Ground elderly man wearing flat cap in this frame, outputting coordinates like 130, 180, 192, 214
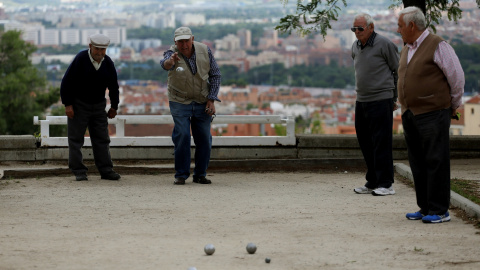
160, 26, 222, 185
60, 33, 121, 181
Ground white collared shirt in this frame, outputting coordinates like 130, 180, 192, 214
88, 49, 104, 70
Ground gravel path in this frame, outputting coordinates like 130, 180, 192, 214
1, 171, 480, 270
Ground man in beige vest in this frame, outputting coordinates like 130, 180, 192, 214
397, 7, 464, 223
160, 27, 222, 185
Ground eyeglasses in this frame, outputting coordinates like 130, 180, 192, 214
351, 26, 366, 32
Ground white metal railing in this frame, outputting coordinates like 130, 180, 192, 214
33, 115, 295, 147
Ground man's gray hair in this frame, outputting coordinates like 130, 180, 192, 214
399, 6, 427, 31
354, 13, 374, 26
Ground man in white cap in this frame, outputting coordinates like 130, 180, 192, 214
60, 33, 121, 181
160, 26, 222, 185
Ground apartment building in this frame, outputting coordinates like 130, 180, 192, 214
463, 95, 480, 135
4, 21, 126, 46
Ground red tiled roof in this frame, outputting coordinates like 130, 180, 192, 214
466, 95, 480, 104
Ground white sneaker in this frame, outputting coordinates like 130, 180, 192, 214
372, 187, 395, 196
354, 186, 374, 194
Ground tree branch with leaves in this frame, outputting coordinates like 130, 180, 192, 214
276, 0, 474, 38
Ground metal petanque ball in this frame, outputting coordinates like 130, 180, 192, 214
176, 67, 185, 72
204, 244, 215, 255
265, 257, 271, 263
246, 242, 257, 254
187, 268, 197, 270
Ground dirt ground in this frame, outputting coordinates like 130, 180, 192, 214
1, 171, 480, 270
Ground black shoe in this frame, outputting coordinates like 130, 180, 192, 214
75, 174, 88, 181
174, 177, 186, 185
193, 176, 212, 184
100, 171, 121, 180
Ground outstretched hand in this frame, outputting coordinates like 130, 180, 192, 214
165, 52, 181, 69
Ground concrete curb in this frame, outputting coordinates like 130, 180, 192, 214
394, 162, 480, 219
0, 158, 368, 179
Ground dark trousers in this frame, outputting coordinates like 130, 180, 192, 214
402, 109, 451, 215
67, 99, 113, 175
355, 99, 394, 189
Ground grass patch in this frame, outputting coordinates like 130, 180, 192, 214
414, 247, 424, 252
451, 178, 480, 206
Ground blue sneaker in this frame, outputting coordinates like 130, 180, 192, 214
422, 212, 451, 223
406, 211, 425, 220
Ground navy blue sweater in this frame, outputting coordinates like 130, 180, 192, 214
60, 50, 119, 110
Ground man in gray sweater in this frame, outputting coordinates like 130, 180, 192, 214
351, 13, 399, 196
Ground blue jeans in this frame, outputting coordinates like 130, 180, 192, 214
355, 99, 394, 189
169, 101, 212, 179
402, 109, 451, 215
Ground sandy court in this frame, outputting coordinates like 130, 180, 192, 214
1, 171, 480, 270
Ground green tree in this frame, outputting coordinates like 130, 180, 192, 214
274, 124, 287, 136
310, 112, 324, 134
0, 30, 59, 135
453, 44, 480, 93
276, 0, 468, 38
295, 115, 311, 134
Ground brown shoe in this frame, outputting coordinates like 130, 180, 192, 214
174, 177, 185, 185
193, 176, 212, 184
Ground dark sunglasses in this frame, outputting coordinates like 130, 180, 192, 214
351, 26, 366, 32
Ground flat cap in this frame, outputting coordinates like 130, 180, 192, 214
174, 27, 193, 41
89, 33, 110, 48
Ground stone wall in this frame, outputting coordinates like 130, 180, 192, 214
1, 134, 479, 163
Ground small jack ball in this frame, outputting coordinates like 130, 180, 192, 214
265, 257, 271, 263
246, 242, 257, 254
204, 244, 215, 255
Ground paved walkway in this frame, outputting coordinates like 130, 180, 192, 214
1, 160, 480, 270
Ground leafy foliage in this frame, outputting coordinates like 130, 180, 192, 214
127, 23, 278, 47
277, 0, 474, 38
277, 0, 347, 38
453, 44, 480, 93
0, 30, 59, 135
389, 0, 463, 33
221, 61, 355, 88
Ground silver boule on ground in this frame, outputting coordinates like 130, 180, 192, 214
246, 242, 257, 254
204, 244, 215, 255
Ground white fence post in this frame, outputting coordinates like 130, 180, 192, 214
40, 120, 50, 139
116, 118, 126, 137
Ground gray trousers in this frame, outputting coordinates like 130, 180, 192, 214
67, 99, 113, 175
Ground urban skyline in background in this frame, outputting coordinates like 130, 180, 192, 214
1, 0, 479, 136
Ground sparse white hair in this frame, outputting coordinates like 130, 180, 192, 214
399, 6, 427, 31
354, 13, 374, 27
